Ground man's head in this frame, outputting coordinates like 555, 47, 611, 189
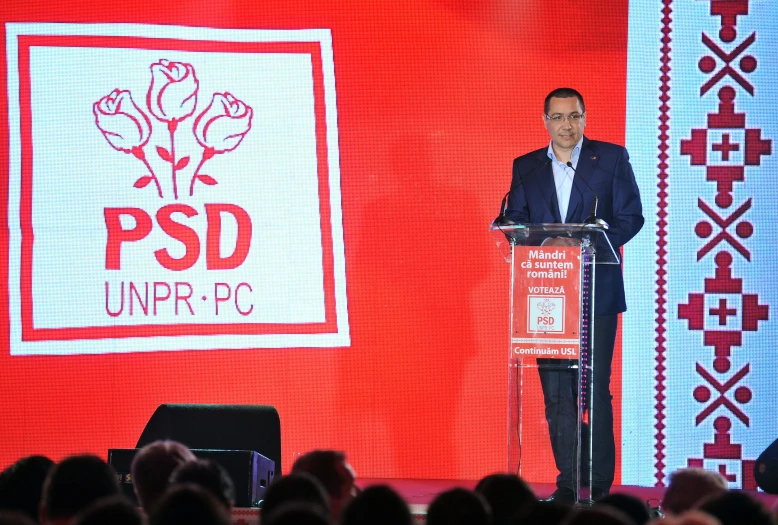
169, 459, 235, 509
149, 484, 231, 525
260, 473, 330, 522
543, 88, 586, 158
662, 468, 727, 515
291, 450, 356, 518
130, 440, 196, 513
426, 488, 491, 525
696, 490, 772, 525
0, 455, 55, 521
39, 455, 120, 525
474, 473, 534, 525
340, 485, 412, 525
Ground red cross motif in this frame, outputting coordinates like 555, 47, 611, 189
710, 297, 737, 325
680, 88, 772, 166
699, 32, 756, 95
694, 365, 751, 426
678, 252, 768, 372
712, 133, 740, 160
703, 0, 750, 43
680, 88, 771, 207
695, 199, 752, 260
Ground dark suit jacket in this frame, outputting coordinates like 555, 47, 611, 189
505, 137, 644, 315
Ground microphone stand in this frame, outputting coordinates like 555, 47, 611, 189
566, 161, 609, 230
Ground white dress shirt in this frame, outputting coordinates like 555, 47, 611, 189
547, 137, 583, 221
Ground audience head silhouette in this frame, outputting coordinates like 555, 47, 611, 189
662, 468, 728, 516
130, 440, 196, 513
169, 459, 235, 509
149, 484, 230, 525
340, 484, 412, 525
696, 490, 772, 525
474, 473, 535, 525
426, 488, 491, 525
292, 450, 356, 519
0, 455, 54, 522
39, 455, 120, 525
261, 473, 330, 522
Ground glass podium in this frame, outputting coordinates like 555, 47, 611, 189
490, 223, 619, 504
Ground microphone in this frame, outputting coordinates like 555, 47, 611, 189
493, 158, 552, 226
565, 160, 609, 229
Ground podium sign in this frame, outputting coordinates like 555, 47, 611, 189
511, 246, 582, 360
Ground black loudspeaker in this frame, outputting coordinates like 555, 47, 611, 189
136, 404, 282, 476
108, 448, 274, 507
755, 438, 778, 494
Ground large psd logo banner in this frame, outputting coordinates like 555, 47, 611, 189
6, 23, 350, 354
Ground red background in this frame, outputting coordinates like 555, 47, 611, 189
0, 0, 628, 481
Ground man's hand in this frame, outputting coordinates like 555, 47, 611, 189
543, 236, 580, 247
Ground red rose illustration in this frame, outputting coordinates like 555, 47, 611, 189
146, 59, 199, 124
189, 93, 254, 196
193, 92, 254, 153
147, 59, 199, 200
93, 89, 151, 153
93, 89, 162, 197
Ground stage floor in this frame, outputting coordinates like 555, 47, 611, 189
356, 478, 778, 514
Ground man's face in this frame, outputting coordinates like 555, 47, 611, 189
544, 96, 586, 154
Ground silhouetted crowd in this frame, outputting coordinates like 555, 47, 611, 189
0, 442, 775, 525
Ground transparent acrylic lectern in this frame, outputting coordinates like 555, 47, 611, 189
489, 223, 619, 504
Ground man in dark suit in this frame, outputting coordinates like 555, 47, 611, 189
505, 88, 643, 503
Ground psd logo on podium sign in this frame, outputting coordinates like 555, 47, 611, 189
5, 23, 350, 355
527, 296, 565, 333
511, 246, 582, 359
